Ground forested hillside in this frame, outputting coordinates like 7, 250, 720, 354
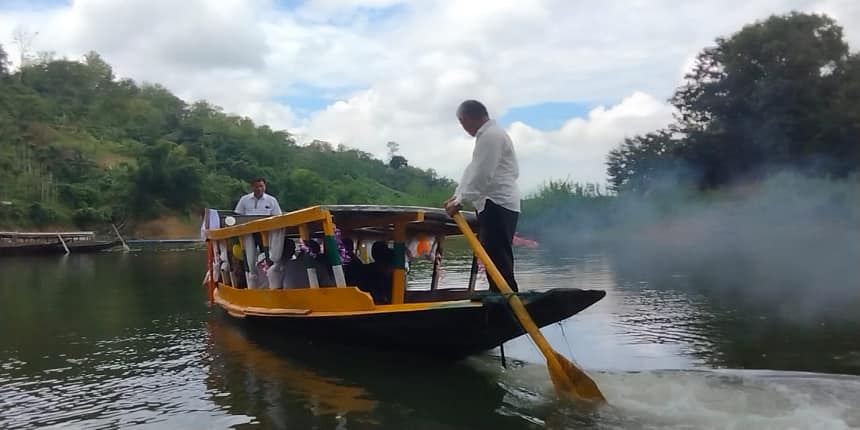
0, 48, 455, 232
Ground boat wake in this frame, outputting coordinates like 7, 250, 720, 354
470, 358, 860, 429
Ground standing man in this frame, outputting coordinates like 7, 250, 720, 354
234, 177, 282, 216
445, 100, 520, 292
234, 177, 282, 289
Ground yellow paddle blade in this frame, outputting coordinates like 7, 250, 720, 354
450, 212, 607, 404
550, 351, 606, 403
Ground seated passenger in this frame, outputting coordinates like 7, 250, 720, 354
303, 239, 335, 287
231, 263, 247, 289
341, 238, 365, 286
358, 241, 393, 304
230, 243, 248, 288
281, 239, 308, 289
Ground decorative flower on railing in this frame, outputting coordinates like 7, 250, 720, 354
434, 248, 445, 281
298, 240, 318, 258
335, 227, 352, 264
255, 252, 270, 274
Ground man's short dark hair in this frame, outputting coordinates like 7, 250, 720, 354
250, 177, 266, 184
457, 100, 489, 120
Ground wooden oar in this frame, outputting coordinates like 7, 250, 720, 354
452, 212, 607, 403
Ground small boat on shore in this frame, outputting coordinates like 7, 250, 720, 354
202, 205, 605, 360
0, 231, 122, 256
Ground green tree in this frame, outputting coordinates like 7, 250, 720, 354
608, 12, 860, 191
280, 168, 334, 209
0, 43, 9, 77
607, 131, 690, 194
133, 141, 204, 213
675, 12, 850, 182
389, 154, 408, 169
83, 51, 114, 84
21, 60, 101, 121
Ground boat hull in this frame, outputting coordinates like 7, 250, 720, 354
64, 240, 121, 253
0, 242, 62, 256
216, 287, 605, 360
0, 240, 119, 256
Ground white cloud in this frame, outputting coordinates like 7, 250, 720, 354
1, 0, 858, 191
235, 100, 297, 132
510, 92, 677, 192
0, 0, 272, 116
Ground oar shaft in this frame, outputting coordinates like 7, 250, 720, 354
452, 214, 565, 371
453, 212, 606, 402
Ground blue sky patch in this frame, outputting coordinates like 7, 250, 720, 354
276, 94, 333, 117
273, 0, 305, 9
499, 101, 596, 131
357, 4, 406, 22
275, 84, 362, 118
278, 92, 604, 129
1, 0, 69, 10
273, 0, 405, 24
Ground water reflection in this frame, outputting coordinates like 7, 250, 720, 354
206, 318, 377, 424
1, 245, 859, 429
205, 315, 542, 429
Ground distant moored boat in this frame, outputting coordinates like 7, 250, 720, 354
0, 231, 122, 256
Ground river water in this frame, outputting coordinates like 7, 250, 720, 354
1, 244, 858, 429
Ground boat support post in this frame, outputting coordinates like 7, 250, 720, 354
468, 255, 478, 292
111, 224, 131, 252
204, 211, 215, 304
430, 236, 443, 291
298, 224, 320, 288
391, 221, 407, 304
56, 233, 70, 254
322, 212, 346, 287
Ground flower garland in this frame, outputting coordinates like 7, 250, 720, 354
335, 227, 352, 264
296, 228, 352, 264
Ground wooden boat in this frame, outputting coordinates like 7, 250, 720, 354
203, 205, 605, 360
0, 231, 121, 256
64, 239, 122, 253
0, 240, 61, 256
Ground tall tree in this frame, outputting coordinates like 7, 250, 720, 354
11, 27, 37, 68
607, 131, 687, 193
609, 12, 859, 191
389, 155, 408, 169
83, 51, 114, 83
386, 141, 400, 159
0, 43, 9, 77
673, 12, 850, 181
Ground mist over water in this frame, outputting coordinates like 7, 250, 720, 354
524, 172, 860, 320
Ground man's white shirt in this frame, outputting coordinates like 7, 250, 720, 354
234, 193, 282, 216
454, 120, 521, 213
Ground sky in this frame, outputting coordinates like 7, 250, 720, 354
1, 0, 858, 194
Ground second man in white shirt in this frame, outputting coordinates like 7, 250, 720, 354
234, 177, 282, 216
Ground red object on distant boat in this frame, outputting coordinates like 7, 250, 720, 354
512, 234, 539, 248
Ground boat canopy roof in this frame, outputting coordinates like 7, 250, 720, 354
326, 205, 477, 238
207, 205, 478, 240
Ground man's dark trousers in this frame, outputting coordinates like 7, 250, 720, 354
477, 199, 519, 293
